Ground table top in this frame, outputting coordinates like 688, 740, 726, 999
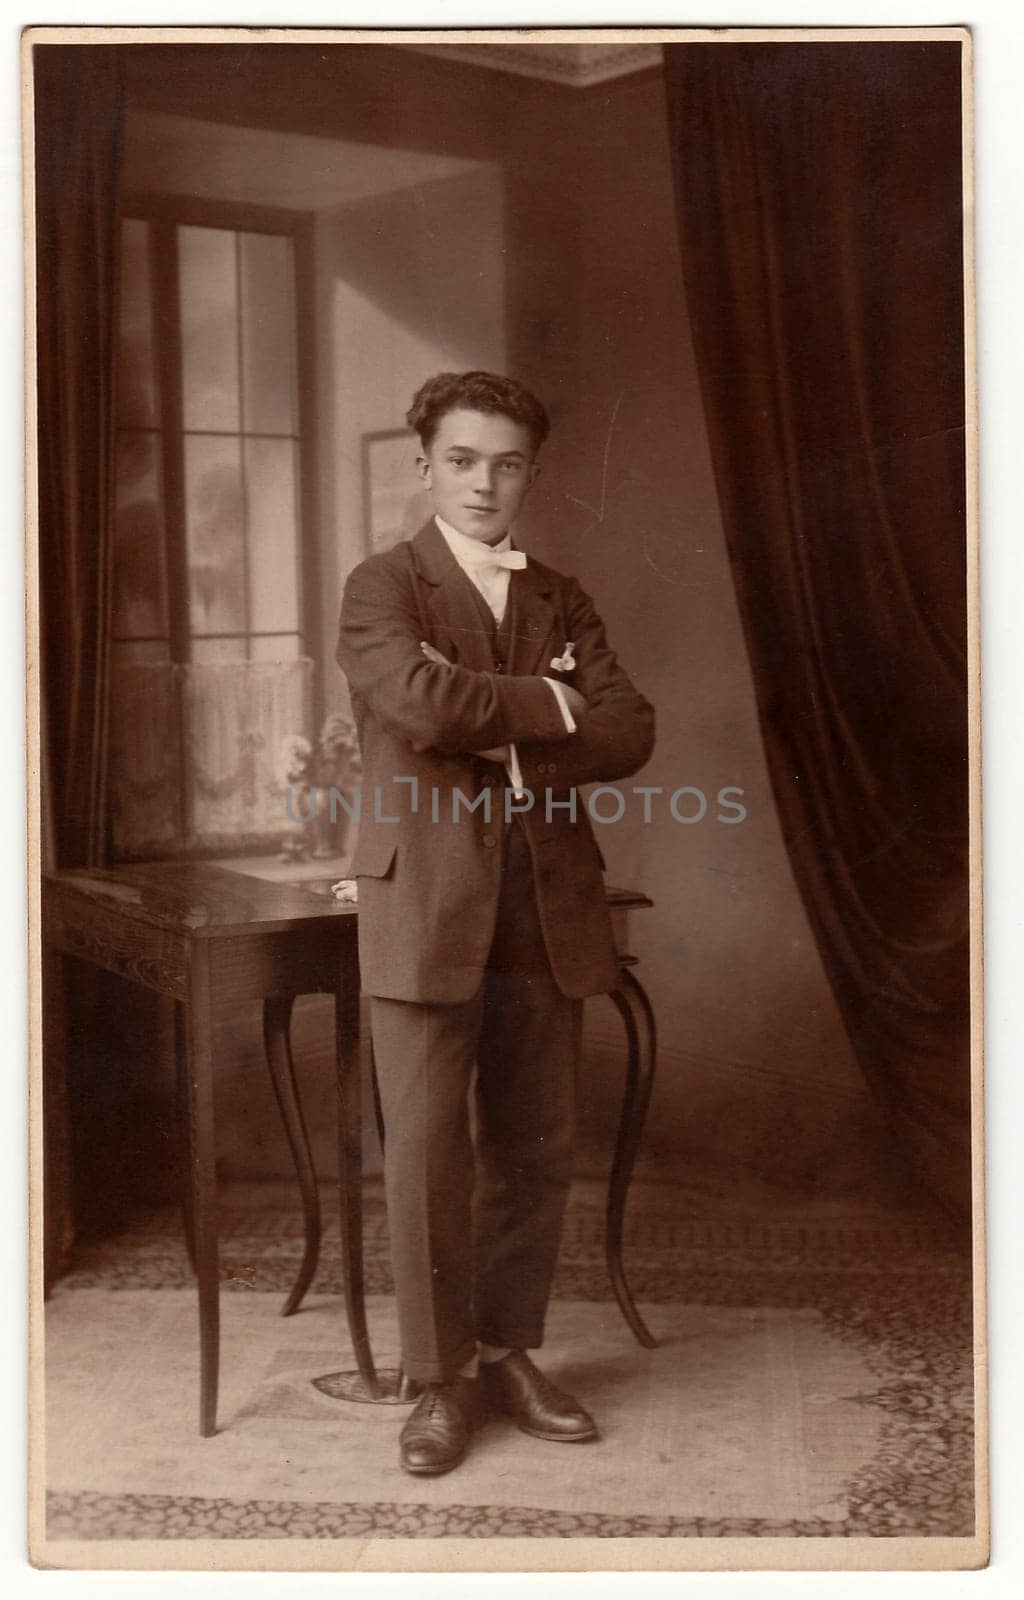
44, 857, 653, 941
43, 859, 358, 940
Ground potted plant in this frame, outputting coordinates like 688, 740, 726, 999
278, 711, 362, 861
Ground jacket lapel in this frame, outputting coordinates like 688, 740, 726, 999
508, 564, 559, 678
412, 520, 496, 673
410, 519, 559, 678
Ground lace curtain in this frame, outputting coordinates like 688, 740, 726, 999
109, 657, 313, 858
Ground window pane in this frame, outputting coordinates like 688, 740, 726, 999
179, 226, 240, 432
118, 220, 158, 428
250, 634, 302, 661
245, 436, 299, 634
112, 432, 169, 640
184, 435, 246, 634
240, 232, 297, 436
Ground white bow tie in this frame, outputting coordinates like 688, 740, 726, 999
469, 548, 527, 573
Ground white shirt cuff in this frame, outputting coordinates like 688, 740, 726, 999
506, 742, 525, 799
543, 677, 577, 733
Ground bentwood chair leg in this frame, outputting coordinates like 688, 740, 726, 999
607, 969, 659, 1349
263, 995, 322, 1317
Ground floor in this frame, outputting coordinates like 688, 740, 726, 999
42, 1177, 976, 1545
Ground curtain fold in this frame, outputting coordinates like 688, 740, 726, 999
34, 46, 124, 1279
662, 43, 971, 1209
35, 44, 123, 872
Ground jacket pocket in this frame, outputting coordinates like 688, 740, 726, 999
349, 831, 398, 879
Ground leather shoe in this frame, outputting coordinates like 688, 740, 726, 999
480, 1351, 598, 1442
399, 1377, 483, 1475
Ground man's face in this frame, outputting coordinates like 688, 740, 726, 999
418, 407, 539, 545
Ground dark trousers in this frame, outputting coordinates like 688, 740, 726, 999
370, 820, 583, 1384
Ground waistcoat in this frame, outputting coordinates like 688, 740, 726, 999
459, 575, 524, 833
458, 568, 517, 671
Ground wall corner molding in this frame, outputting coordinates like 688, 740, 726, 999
400, 41, 664, 89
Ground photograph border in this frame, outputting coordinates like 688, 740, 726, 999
21, 18, 986, 1577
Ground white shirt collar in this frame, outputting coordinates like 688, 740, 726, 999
434, 514, 514, 566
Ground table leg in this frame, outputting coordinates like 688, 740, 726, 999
607, 968, 658, 1349
173, 1004, 197, 1276
335, 968, 380, 1398
184, 945, 220, 1436
263, 996, 321, 1316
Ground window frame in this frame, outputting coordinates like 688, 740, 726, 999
117, 190, 324, 725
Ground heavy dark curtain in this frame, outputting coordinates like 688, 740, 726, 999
36, 44, 122, 871
35, 46, 124, 1278
663, 43, 971, 1211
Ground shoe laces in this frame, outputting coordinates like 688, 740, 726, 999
421, 1381, 461, 1422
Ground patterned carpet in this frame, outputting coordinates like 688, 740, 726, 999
44, 1181, 976, 1543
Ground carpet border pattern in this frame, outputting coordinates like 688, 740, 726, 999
47, 1193, 975, 1541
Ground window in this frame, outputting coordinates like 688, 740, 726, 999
110, 197, 320, 858
114, 197, 319, 668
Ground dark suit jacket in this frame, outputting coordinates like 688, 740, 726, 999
336, 520, 655, 1003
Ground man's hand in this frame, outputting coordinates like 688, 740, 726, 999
419, 640, 510, 762
419, 640, 451, 668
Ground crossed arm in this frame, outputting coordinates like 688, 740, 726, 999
337, 555, 655, 788
417, 638, 586, 765
337, 555, 570, 754
511, 579, 656, 790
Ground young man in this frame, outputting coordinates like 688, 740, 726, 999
336, 371, 655, 1475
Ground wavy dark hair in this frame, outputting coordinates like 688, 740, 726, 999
406, 370, 550, 454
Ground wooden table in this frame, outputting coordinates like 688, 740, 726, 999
43, 860, 656, 1435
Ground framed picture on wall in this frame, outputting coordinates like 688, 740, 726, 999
361, 428, 432, 554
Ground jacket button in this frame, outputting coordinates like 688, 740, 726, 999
482, 833, 497, 848
481, 775, 495, 787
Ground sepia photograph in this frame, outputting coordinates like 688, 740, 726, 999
25, 24, 982, 1573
